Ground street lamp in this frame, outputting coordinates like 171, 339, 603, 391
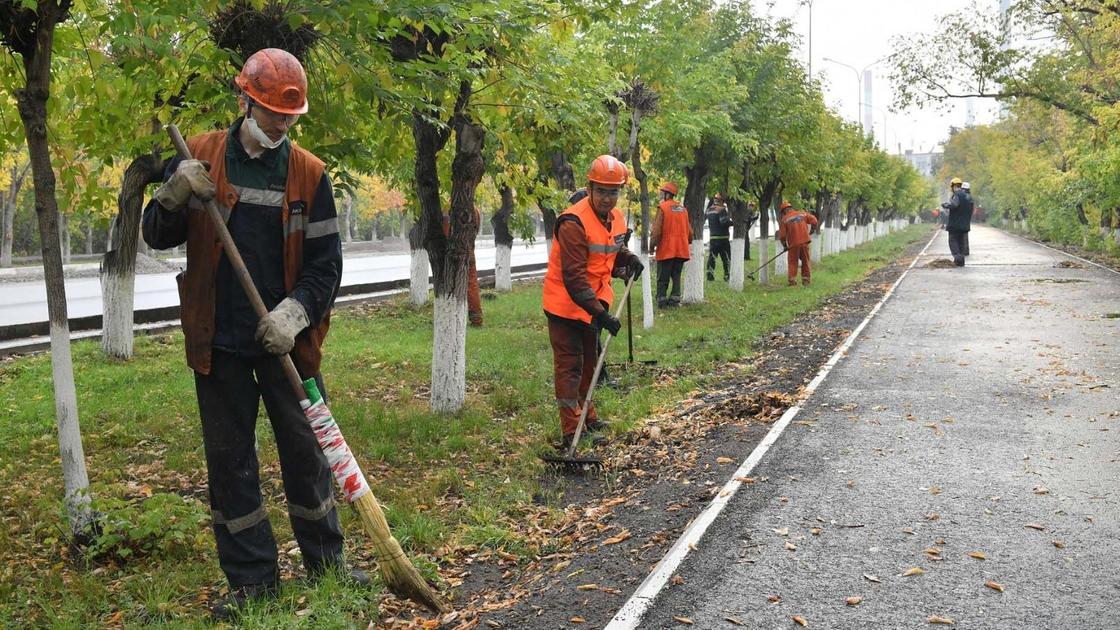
822, 55, 888, 134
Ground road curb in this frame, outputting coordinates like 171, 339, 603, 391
604, 229, 940, 630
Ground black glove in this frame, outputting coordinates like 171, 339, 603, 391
626, 257, 644, 281
940, 202, 950, 209
593, 310, 622, 336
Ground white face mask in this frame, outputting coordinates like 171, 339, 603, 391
244, 111, 287, 150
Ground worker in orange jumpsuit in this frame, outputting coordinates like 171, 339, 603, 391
650, 182, 692, 308
542, 155, 643, 450
778, 200, 818, 286
442, 207, 483, 326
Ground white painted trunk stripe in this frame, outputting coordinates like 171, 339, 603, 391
495, 244, 512, 291
409, 249, 429, 306
640, 252, 654, 329
729, 238, 745, 291
681, 240, 705, 303
604, 230, 939, 630
430, 294, 467, 413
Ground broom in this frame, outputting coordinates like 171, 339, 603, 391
167, 124, 447, 614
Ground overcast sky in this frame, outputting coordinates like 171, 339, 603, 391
750, 0, 1003, 155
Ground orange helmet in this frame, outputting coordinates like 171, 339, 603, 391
235, 48, 309, 115
659, 182, 679, 196
587, 155, 629, 186
780, 201, 793, 210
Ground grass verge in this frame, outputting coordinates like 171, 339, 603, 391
0, 226, 929, 627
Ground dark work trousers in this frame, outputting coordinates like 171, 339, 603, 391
195, 349, 344, 587
656, 258, 686, 306
948, 230, 969, 266
547, 315, 600, 436
707, 238, 731, 281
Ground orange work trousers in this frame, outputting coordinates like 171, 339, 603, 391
787, 243, 811, 285
546, 315, 600, 436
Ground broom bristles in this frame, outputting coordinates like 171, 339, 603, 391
354, 491, 449, 613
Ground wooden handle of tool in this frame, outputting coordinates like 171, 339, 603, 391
166, 124, 307, 400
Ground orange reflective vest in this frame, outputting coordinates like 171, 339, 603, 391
655, 199, 692, 261
178, 131, 331, 378
542, 198, 628, 324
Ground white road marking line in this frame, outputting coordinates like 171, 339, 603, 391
605, 229, 939, 630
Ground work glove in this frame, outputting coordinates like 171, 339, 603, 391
255, 297, 310, 355
626, 257, 644, 281
593, 309, 622, 336
153, 159, 215, 211
940, 202, 950, 209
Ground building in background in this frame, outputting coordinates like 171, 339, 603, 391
902, 148, 944, 178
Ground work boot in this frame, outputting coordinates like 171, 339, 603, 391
802, 279, 811, 286
585, 418, 610, 433
788, 280, 797, 287
209, 582, 278, 621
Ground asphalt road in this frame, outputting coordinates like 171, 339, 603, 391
0, 240, 547, 328
626, 226, 1120, 629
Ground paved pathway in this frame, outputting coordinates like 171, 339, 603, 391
625, 226, 1120, 628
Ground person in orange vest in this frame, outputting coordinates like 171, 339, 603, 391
777, 200, 819, 286
141, 49, 365, 619
651, 182, 693, 307
442, 207, 483, 326
542, 155, 643, 451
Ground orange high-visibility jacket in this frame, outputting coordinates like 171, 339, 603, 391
542, 198, 628, 324
653, 199, 692, 261
778, 208, 819, 248
179, 131, 330, 377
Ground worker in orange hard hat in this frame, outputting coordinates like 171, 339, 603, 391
651, 181, 692, 307
777, 200, 818, 286
143, 48, 363, 620
542, 155, 643, 451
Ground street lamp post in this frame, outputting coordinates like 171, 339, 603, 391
822, 55, 888, 135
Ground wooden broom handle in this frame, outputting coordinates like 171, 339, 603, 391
166, 124, 306, 400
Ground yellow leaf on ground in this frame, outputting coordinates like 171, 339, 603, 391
928, 615, 955, 625
570, 616, 586, 623
846, 596, 863, 606
577, 583, 598, 591
785, 541, 798, 551
725, 617, 745, 626
603, 529, 632, 545
773, 527, 790, 536
792, 614, 808, 626
968, 551, 987, 560
716, 457, 735, 464
903, 567, 925, 577
673, 615, 694, 625
1052, 540, 1066, 549
1025, 523, 1046, 531
985, 580, 1005, 592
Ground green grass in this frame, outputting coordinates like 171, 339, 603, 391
0, 226, 929, 627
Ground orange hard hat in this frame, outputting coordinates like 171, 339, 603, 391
235, 48, 309, 115
780, 201, 793, 210
587, 155, 629, 186
659, 182, 679, 196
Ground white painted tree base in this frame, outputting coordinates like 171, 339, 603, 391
757, 237, 770, 284
430, 293, 467, 413
729, 238, 745, 291
409, 249, 429, 306
100, 268, 135, 358
545, 237, 553, 257
49, 320, 93, 533
775, 241, 788, 278
682, 240, 705, 304
640, 252, 654, 329
810, 235, 822, 262
494, 244, 512, 291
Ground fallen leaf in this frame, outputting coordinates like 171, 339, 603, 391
792, 615, 808, 627
671, 574, 685, 585
716, 457, 735, 465
552, 560, 571, 573
1025, 523, 1046, 531
846, 596, 863, 606
673, 615, 694, 625
734, 476, 756, 483
768, 594, 782, 603
902, 567, 925, 577
785, 541, 798, 551
929, 486, 942, 495
603, 529, 632, 545
810, 527, 822, 535
902, 527, 915, 535
968, 551, 987, 560
985, 580, 1005, 592
773, 527, 790, 536
1052, 540, 1066, 549
1033, 486, 1049, 495
570, 616, 586, 624
725, 617, 745, 626
863, 574, 881, 583
924, 547, 943, 556
928, 615, 955, 625
577, 584, 599, 591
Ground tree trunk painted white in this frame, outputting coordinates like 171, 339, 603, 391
100, 264, 135, 358
430, 293, 467, 413
729, 237, 745, 291
50, 319, 93, 532
640, 252, 654, 329
757, 236, 770, 284
1113, 228, 1120, 245
545, 236, 553, 257
775, 241, 787, 279
494, 243, 512, 291
681, 240, 705, 304
810, 234, 822, 262
827, 227, 837, 255
409, 248, 429, 306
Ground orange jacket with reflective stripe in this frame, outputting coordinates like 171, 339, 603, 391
653, 199, 692, 261
178, 131, 330, 377
778, 209, 818, 248
542, 198, 628, 324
